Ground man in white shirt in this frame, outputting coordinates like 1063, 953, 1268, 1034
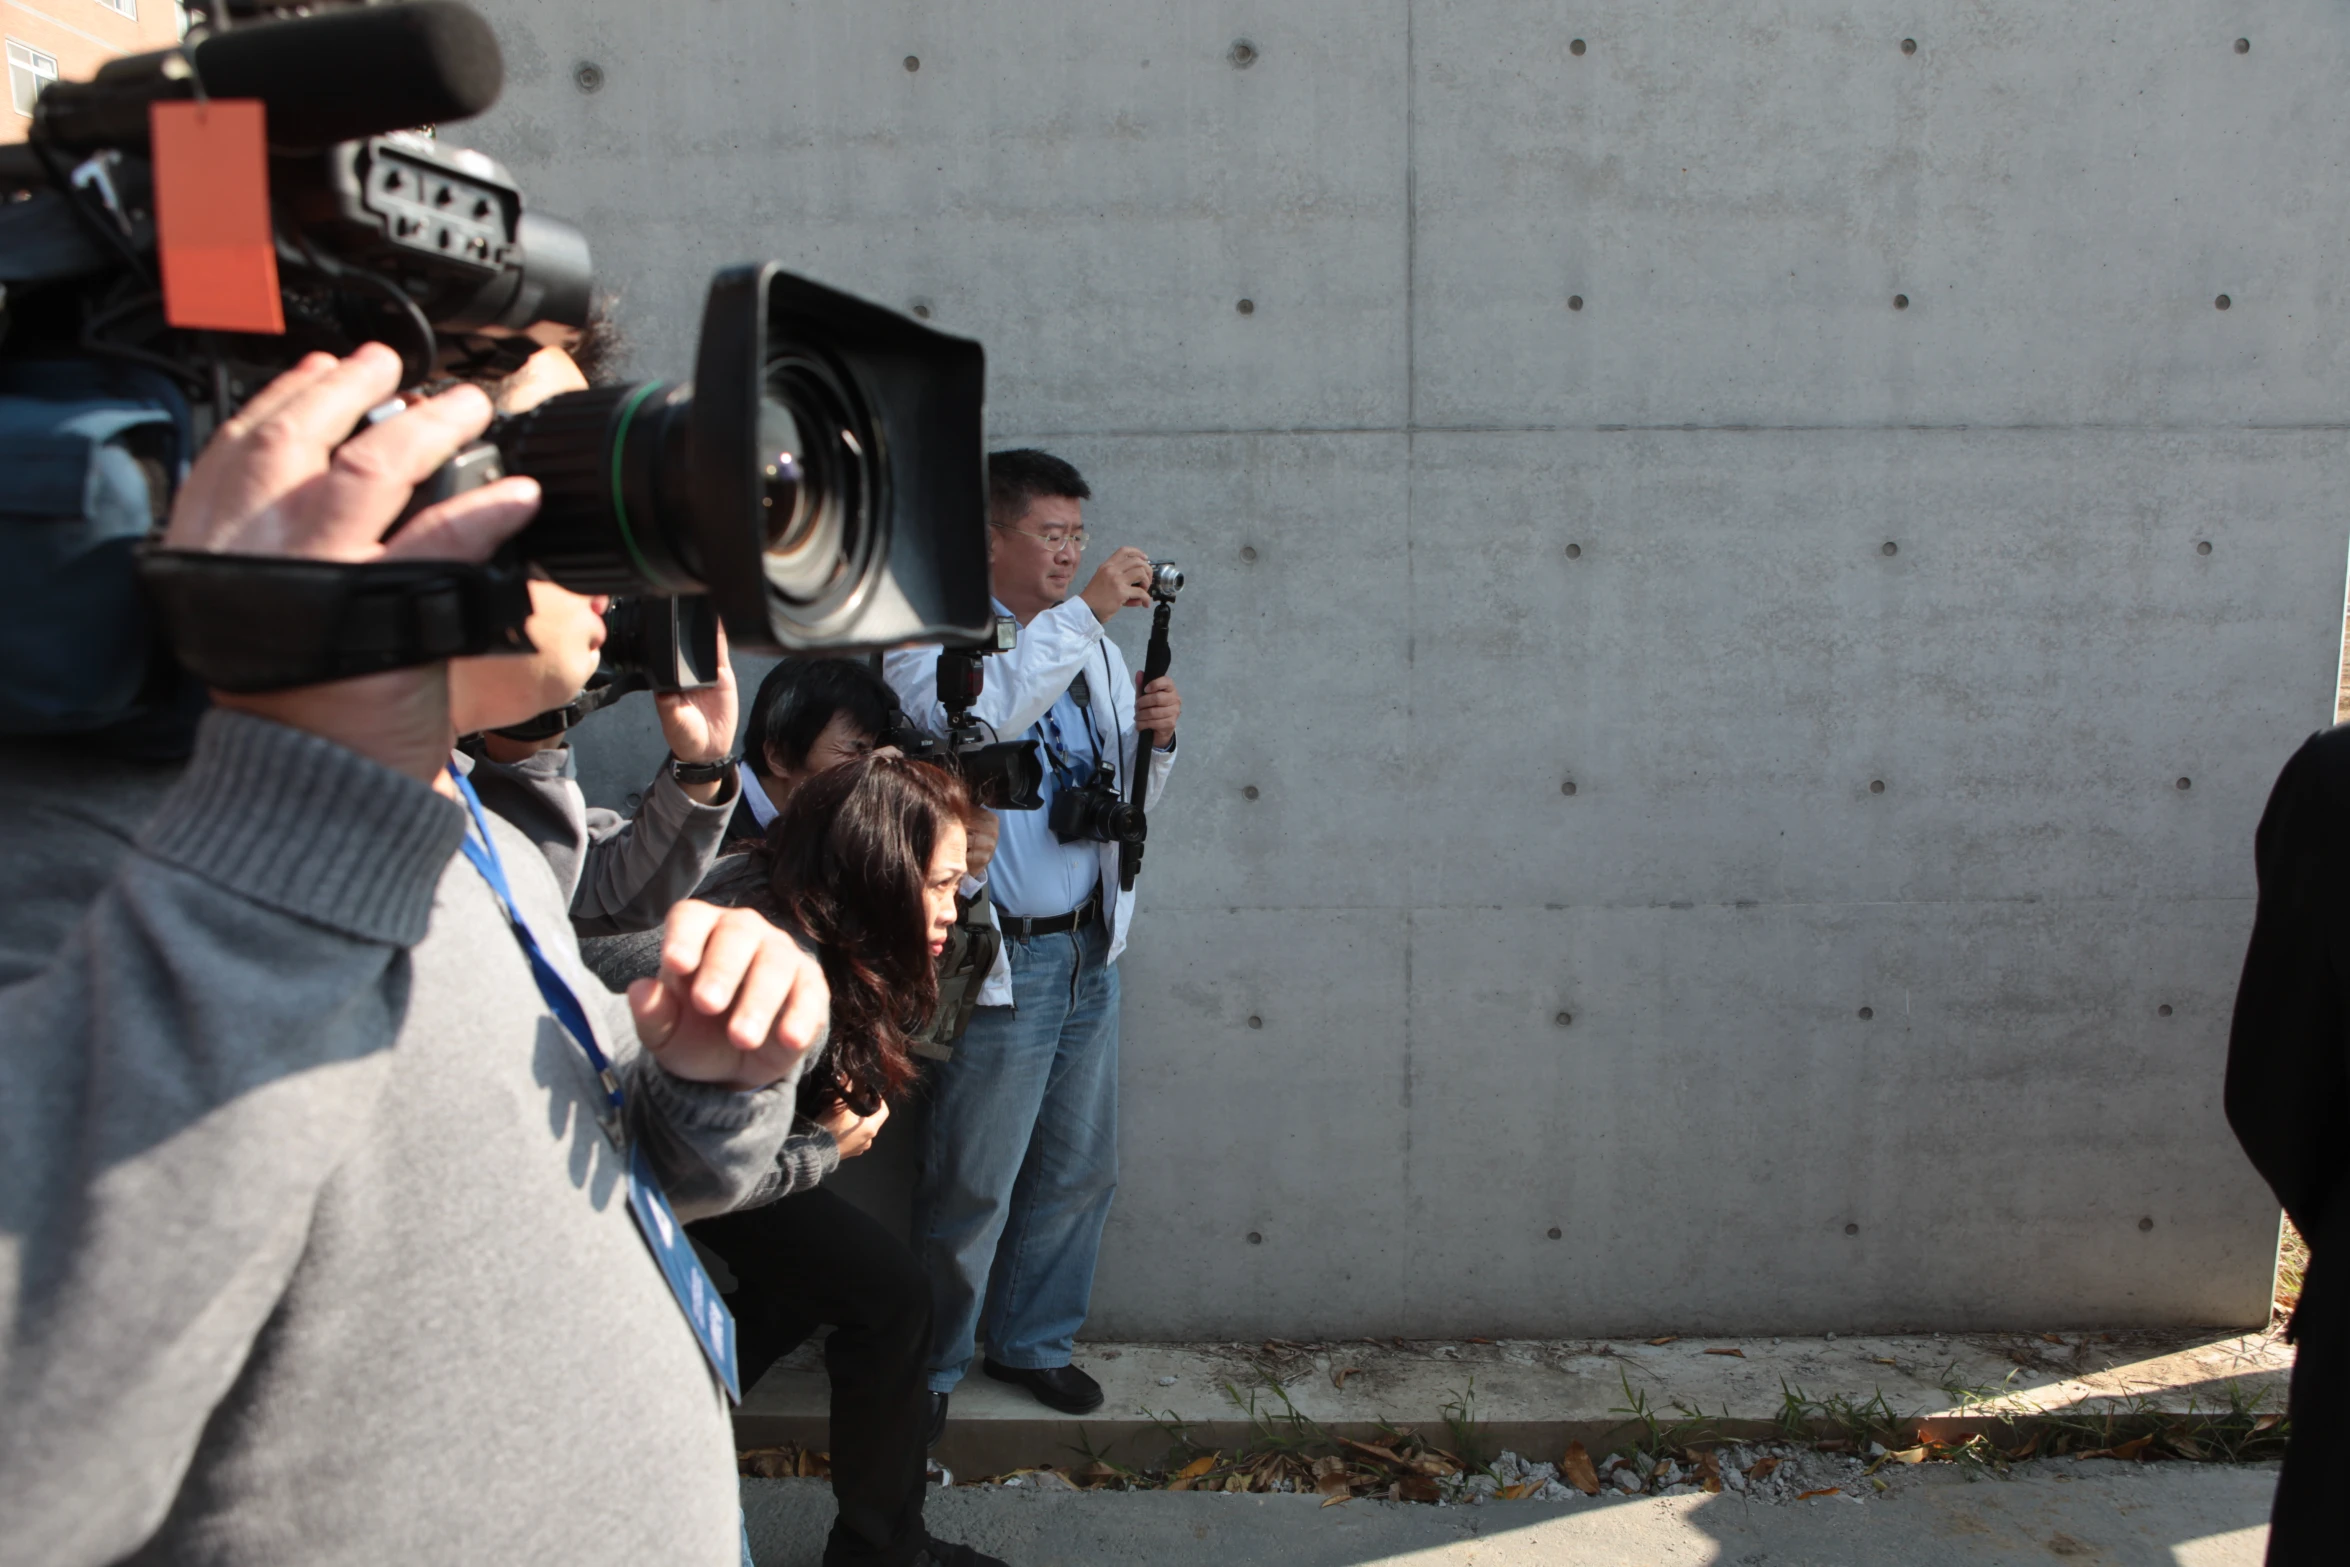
883, 450, 1180, 1427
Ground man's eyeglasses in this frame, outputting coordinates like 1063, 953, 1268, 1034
994, 523, 1088, 555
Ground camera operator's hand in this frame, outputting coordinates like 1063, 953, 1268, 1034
1079, 546, 1153, 623
819, 1099, 890, 1160
654, 622, 740, 803
628, 900, 829, 1091
166, 344, 543, 783
962, 807, 1000, 881
1134, 676, 1182, 749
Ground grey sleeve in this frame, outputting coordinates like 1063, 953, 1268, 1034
737, 1121, 842, 1208
568, 766, 739, 940
0, 711, 465, 1567
598, 976, 813, 1225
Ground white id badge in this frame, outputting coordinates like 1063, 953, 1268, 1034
625, 1143, 742, 1402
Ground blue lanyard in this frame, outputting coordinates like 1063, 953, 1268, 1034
449, 766, 625, 1131
448, 762, 743, 1403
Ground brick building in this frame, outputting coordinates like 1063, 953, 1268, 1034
4, 0, 182, 144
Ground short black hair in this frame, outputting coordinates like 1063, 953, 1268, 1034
571, 294, 629, 388
746, 657, 900, 777
988, 448, 1091, 529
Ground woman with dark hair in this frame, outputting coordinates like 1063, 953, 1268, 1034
602, 754, 1003, 1567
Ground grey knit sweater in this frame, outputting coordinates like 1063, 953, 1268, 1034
0, 711, 801, 1566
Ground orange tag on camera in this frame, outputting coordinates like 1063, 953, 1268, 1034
149, 99, 285, 334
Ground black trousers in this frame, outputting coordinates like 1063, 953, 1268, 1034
691, 1188, 932, 1567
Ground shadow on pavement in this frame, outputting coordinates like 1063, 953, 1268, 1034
746, 1458, 2276, 1566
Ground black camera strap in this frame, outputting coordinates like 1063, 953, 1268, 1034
139, 547, 535, 693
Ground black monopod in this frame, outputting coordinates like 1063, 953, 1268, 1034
1121, 561, 1184, 890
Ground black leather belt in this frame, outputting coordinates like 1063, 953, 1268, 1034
999, 891, 1102, 940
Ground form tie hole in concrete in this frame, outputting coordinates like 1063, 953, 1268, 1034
1893, 293, 1909, 310
1858, 1006, 1874, 1020
2215, 294, 2232, 310
1229, 39, 1258, 69
1565, 542, 1583, 559
1240, 545, 1258, 563
2196, 540, 2213, 555
910, 303, 932, 320
2236, 38, 2251, 54
1844, 1223, 1860, 1236
1236, 298, 1255, 315
1568, 295, 1584, 311
1548, 1226, 1563, 1240
1553, 1011, 1574, 1028
1247, 1015, 1263, 1030
1901, 38, 1917, 55
2176, 777, 2192, 791
1570, 38, 1586, 56
1881, 541, 1898, 556
1560, 779, 1577, 796
1247, 1231, 1264, 1245
2158, 1004, 2174, 1017
1242, 785, 1260, 800
573, 61, 605, 93
903, 55, 920, 72
1869, 779, 1886, 794
2139, 1216, 2156, 1232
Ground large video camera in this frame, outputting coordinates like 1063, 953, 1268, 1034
886, 616, 1048, 812
1, 1, 992, 736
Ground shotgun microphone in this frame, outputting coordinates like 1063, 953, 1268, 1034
33, 1, 503, 152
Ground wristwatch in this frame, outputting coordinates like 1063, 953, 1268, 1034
668, 752, 738, 786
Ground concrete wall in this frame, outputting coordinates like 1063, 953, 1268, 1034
460, 0, 2345, 1334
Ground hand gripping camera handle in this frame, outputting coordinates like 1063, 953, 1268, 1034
1122, 599, 1175, 890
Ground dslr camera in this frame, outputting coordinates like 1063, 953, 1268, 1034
885, 616, 1048, 812
0, 0, 993, 738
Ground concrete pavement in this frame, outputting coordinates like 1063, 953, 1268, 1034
735, 1329, 2293, 1480
744, 1459, 2276, 1566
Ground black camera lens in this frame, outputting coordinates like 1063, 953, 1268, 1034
485, 263, 991, 654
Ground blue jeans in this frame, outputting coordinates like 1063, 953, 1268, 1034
913, 916, 1119, 1392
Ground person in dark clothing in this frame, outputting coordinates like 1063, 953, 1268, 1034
2225, 726, 2350, 1566
611, 754, 1000, 1567
727, 658, 905, 848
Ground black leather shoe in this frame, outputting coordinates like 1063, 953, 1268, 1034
982, 1358, 1104, 1414
925, 1390, 950, 1449
914, 1540, 1008, 1567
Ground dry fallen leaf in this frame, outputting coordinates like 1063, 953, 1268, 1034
1332, 1366, 1361, 1390
1314, 1471, 1353, 1497
1222, 1473, 1249, 1493
2255, 1414, 2284, 1432
2041, 1333, 2066, 1346
1175, 1454, 1219, 1481
1647, 1336, 1679, 1346
1797, 1487, 1841, 1500
1468, 1336, 1494, 1345
1870, 1357, 1899, 1367
1559, 1441, 1602, 1496
1496, 1482, 1537, 1500
1704, 1347, 1746, 1358
1400, 1476, 1443, 1504
1320, 1493, 1351, 1508
2109, 1434, 2155, 1462
1746, 1456, 1781, 1481
1694, 1450, 1724, 1495
1338, 1437, 1410, 1468
1884, 1446, 1928, 1465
